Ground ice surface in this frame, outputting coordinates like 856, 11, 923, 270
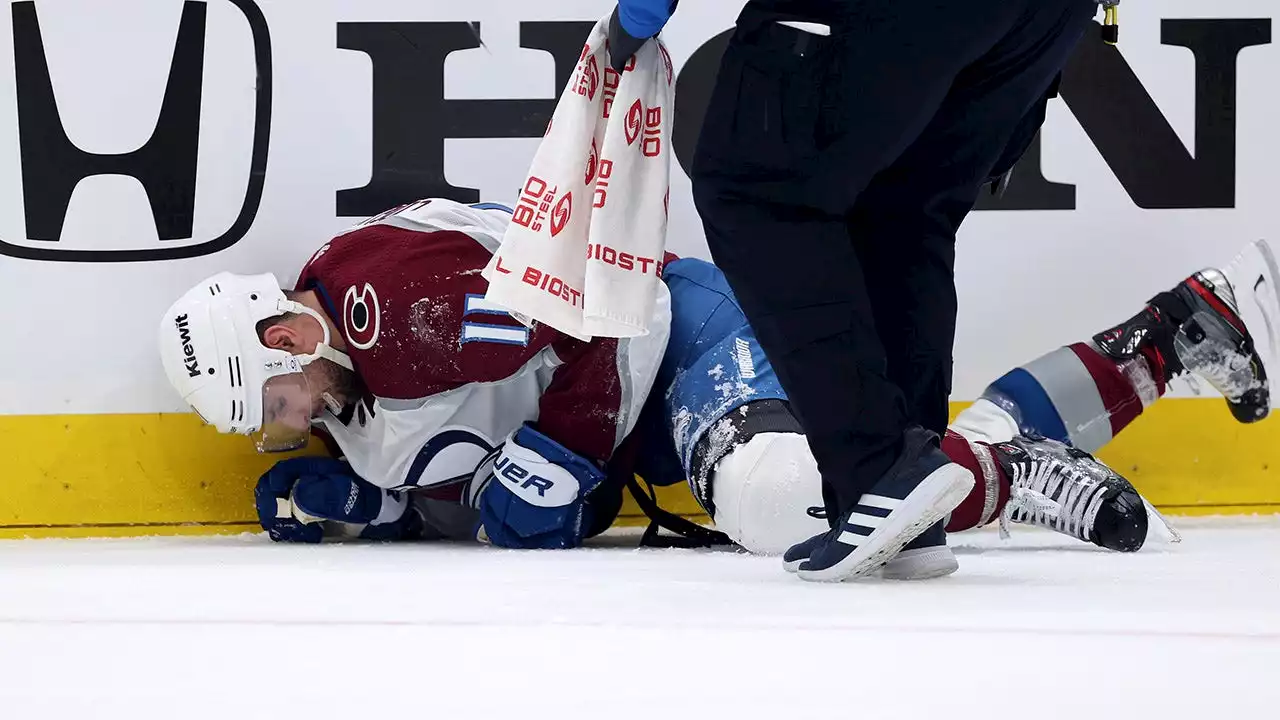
1, 518, 1278, 719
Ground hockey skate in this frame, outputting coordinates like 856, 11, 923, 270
790, 427, 974, 582
991, 434, 1177, 552
1095, 239, 1280, 423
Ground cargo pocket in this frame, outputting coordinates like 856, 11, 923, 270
697, 25, 828, 181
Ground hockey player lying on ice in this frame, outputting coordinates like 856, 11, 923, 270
159, 199, 1277, 580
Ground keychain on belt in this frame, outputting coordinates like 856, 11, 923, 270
1100, 1, 1120, 45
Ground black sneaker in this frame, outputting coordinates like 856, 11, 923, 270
784, 515, 958, 579
782, 526, 826, 574
792, 427, 974, 582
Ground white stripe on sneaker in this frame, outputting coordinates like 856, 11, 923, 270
860, 494, 903, 511
847, 512, 885, 529
798, 464, 975, 583
837, 530, 865, 546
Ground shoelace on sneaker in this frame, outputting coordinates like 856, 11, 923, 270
999, 458, 1110, 541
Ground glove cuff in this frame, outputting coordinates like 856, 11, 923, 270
497, 436, 585, 508
608, 7, 648, 73
615, 0, 675, 39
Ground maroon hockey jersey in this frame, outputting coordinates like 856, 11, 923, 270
294, 199, 670, 494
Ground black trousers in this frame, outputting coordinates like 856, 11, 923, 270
691, 0, 1097, 514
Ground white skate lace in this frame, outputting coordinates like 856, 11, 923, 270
999, 459, 1110, 542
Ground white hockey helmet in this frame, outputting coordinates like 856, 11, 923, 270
158, 272, 352, 452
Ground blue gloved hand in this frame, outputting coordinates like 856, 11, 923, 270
608, 0, 678, 72
478, 424, 606, 549
255, 457, 413, 543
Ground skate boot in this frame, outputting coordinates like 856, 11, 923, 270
791, 427, 974, 582
991, 434, 1176, 552
1094, 240, 1280, 423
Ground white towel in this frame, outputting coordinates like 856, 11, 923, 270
481, 14, 674, 341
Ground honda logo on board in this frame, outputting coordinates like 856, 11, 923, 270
0, 0, 271, 262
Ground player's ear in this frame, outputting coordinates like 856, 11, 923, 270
261, 323, 299, 351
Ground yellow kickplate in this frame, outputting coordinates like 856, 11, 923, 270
1, 400, 1276, 539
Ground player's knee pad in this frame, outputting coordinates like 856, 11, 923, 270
707, 432, 828, 555
949, 397, 1020, 445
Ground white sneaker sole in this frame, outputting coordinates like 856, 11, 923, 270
796, 464, 975, 583
783, 554, 807, 574
786, 540, 960, 579
880, 545, 959, 580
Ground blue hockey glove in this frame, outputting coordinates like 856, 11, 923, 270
608, 1, 678, 72
478, 424, 606, 549
255, 457, 413, 543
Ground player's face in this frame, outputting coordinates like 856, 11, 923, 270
255, 372, 313, 452
262, 392, 311, 431
301, 356, 358, 417
260, 307, 356, 419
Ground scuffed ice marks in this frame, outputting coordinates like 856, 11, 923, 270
668, 356, 758, 493
690, 413, 742, 505
405, 268, 495, 360
409, 296, 455, 353
402, 296, 461, 376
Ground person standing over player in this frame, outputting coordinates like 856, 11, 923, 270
609, 0, 1109, 580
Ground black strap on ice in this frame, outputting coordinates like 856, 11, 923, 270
626, 474, 733, 549
626, 398, 807, 549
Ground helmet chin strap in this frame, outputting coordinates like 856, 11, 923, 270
310, 342, 354, 371
281, 300, 354, 371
